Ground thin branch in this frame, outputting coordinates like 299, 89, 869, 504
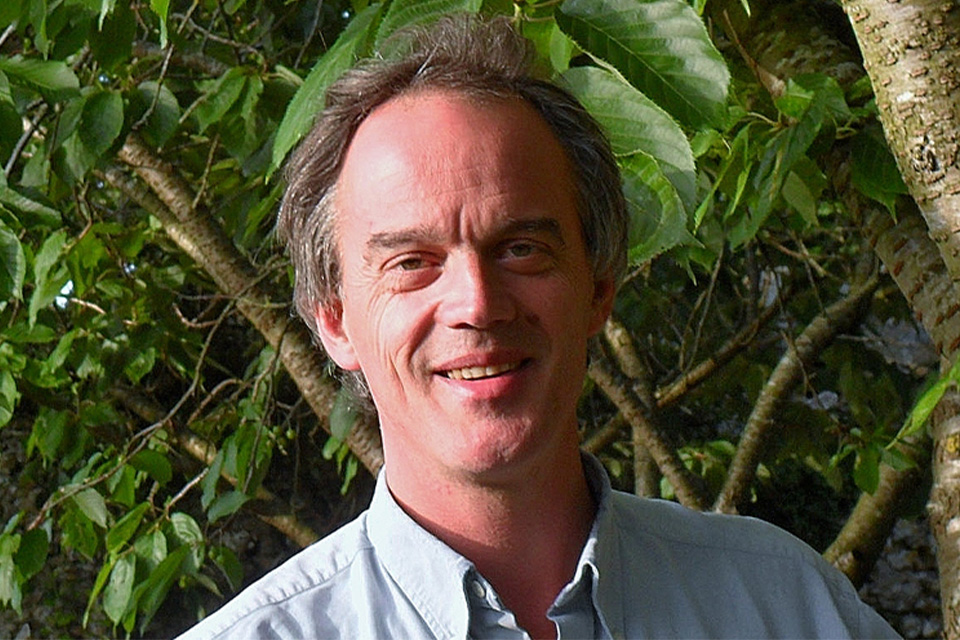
588, 341, 710, 510
4, 102, 48, 179
713, 274, 880, 514
104, 134, 383, 473
110, 386, 320, 548
655, 299, 780, 408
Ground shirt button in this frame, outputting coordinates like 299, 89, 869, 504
470, 580, 486, 599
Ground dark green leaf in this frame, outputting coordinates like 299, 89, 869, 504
130, 449, 173, 485
206, 490, 251, 524
0, 184, 61, 226
194, 68, 247, 133
201, 449, 225, 510
130, 81, 181, 147
13, 528, 47, 580
106, 503, 149, 554
0, 56, 80, 100
853, 445, 881, 494
851, 125, 908, 217
271, 3, 382, 175
79, 90, 123, 157
133, 530, 167, 573
90, 1, 135, 69
0, 372, 18, 428
135, 546, 188, 633
211, 545, 243, 592
557, 0, 729, 129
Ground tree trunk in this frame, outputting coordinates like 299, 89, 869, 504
840, 0, 960, 284
840, 1, 960, 632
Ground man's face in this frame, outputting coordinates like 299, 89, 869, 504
315, 91, 613, 483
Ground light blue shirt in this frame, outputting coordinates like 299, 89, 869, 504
180, 455, 899, 639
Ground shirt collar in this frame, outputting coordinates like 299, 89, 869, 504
366, 470, 475, 639
365, 453, 624, 639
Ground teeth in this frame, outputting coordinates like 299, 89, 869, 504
446, 362, 520, 380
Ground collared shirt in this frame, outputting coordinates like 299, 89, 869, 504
179, 455, 899, 639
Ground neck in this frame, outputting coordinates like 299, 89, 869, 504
386, 443, 595, 639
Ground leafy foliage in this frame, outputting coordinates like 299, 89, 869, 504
0, 0, 932, 635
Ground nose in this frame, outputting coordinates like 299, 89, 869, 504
436, 254, 517, 329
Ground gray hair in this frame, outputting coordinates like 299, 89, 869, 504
277, 14, 628, 399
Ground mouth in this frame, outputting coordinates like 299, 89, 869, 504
442, 360, 526, 381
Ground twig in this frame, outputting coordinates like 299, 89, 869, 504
4, 103, 48, 179
713, 274, 880, 514
588, 342, 710, 510
656, 299, 780, 408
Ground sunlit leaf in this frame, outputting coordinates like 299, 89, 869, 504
206, 490, 251, 524
375, 0, 482, 55
271, 3, 382, 175
106, 503, 149, 554
557, 0, 729, 129
0, 224, 25, 301
561, 65, 695, 211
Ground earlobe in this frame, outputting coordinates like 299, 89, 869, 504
313, 300, 361, 371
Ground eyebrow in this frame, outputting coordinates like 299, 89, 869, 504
364, 217, 566, 255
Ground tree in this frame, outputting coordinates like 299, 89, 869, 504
0, 0, 946, 636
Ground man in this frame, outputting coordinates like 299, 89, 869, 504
181, 15, 899, 639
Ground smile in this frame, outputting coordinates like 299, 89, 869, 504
444, 361, 523, 380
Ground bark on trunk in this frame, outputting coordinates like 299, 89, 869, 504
931, 390, 960, 638
840, 0, 960, 285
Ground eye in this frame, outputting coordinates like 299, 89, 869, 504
504, 242, 537, 258
397, 256, 430, 271
383, 253, 441, 291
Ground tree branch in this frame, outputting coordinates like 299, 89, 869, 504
109, 385, 320, 548
104, 134, 383, 474
588, 342, 710, 510
713, 274, 880, 514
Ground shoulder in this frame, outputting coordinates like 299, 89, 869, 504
610, 490, 827, 565
178, 512, 377, 640
604, 491, 899, 638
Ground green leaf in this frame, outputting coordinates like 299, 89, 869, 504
557, 0, 729, 129
72, 488, 109, 529
150, 0, 170, 47
106, 503, 149, 554
0, 224, 24, 302
194, 68, 247, 133
851, 125, 908, 217
211, 545, 243, 592
13, 528, 48, 580
270, 3, 382, 175
0, 535, 22, 614
560, 66, 696, 211
130, 81, 181, 147
330, 386, 360, 440
103, 553, 135, 625
853, 444, 881, 494
896, 359, 960, 442
90, 0, 135, 69
133, 530, 168, 573
79, 90, 123, 157
0, 56, 80, 100
375, 0, 482, 55
169, 512, 203, 572
0, 371, 18, 428
129, 449, 172, 485
135, 545, 188, 634
201, 449, 225, 510
620, 151, 695, 265
0, 184, 61, 227
124, 346, 156, 384
206, 490, 251, 524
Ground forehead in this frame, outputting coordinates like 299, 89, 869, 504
335, 91, 579, 229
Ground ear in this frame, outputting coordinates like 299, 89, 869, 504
587, 275, 616, 336
313, 300, 361, 371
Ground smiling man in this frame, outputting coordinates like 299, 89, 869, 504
180, 15, 898, 640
